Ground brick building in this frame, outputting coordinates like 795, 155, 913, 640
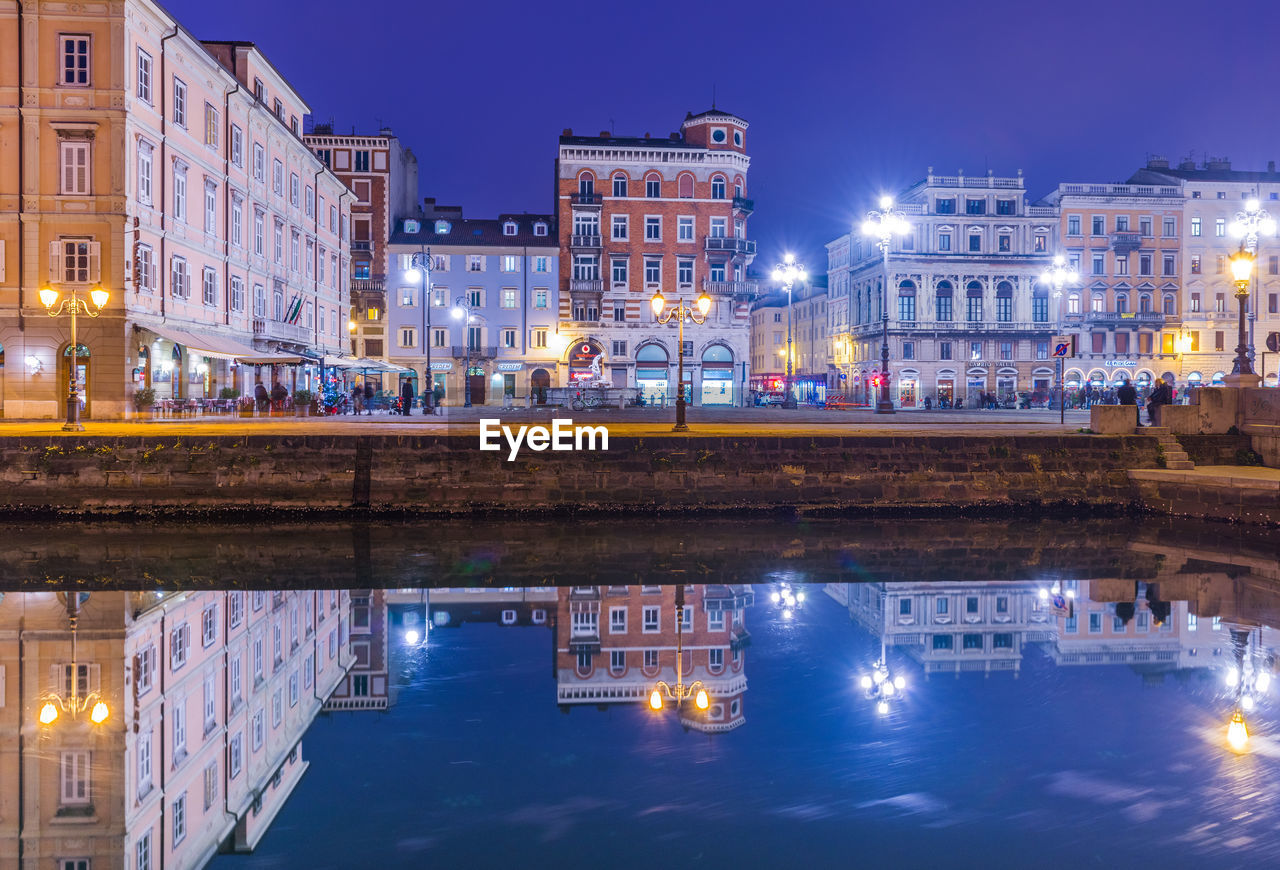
554, 111, 757, 405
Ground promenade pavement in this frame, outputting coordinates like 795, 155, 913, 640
0, 406, 1098, 437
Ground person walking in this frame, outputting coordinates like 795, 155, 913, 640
254, 381, 269, 413
1148, 377, 1172, 425
270, 380, 287, 412
400, 379, 415, 417
1117, 379, 1140, 428
363, 381, 375, 415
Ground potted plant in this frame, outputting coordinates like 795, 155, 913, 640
133, 387, 156, 415
219, 387, 240, 400
237, 396, 256, 418
293, 388, 314, 417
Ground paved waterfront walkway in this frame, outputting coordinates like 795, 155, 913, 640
0, 406, 1098, 437
1129, 465, 1280, 489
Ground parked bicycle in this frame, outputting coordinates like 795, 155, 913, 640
570, 392, 609, 411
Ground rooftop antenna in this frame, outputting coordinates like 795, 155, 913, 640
609, 117, 615, 135
712, 83, 717, 109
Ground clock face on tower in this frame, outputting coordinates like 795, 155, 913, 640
711, 127, 727, 144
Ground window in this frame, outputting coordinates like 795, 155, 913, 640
647, 176, 663, 197
533, 256, 549, 273
1091, 216, 1105, 235
251, 709, 264, 750
172, 78, 186, 126
902, 341, 915, 360
534, 288, 548, 308
1163, 217, 1176, 236
137, 644, 156, 695
996, 199, 1015, 216
677, 216, 694, 241
355, 150, 370, 172
137, 731, 153, 797
964, 634, 982, 650
710, 176, 726, 199
172, 794, 186, 847
1138, 254, 1152, 275
1191, 217, 1201, 237
468, 255, 483, 272
203, 182, 216, 233
1215, 218, 1226, 237
1115, 216, 1130, 232
1191, 255, 1201, 274
170, 623, 190, 670
936, 197, 956, 214
612, 174, 628, 197
290, 172, 299, 206
678, 258, 694, 286
501, 255, 519, 273
61, 34, 90, 86
203, 104, 219, 148
434, 328, 448, 347
172, 164, 186, 220
137, 48, 152, 103
229, 732, 243, 778
137, 141, 153, 204
289, 671, 299, 706
610, 650, 626, 674
1032, 293, 1049, 322
643, 606, 659, 632
1089, 612, 1102, 633
1163, 254, 1176, 276
966, 284, 983, 321
59, 141, 90, 195
399, 327, 417, 348
965, 198, 986, 215
1091, 253, 1105, 276
252, 143, 264, 181
1036, 340, 1049, 359
609, 607, 627, 633
272, 689, 282, 726
611, 258, 628, 286
272, 159, 283, 196
999, 341, 1013, 360
709, 610, 725, 631
933, 634, 953, 650
172, 701, 186, 760
1115, 256, 1129, 276
644, 649, 659, 669
937, 232, 951, 251
939, 341, 952, 360
1139, 217, 1152, 237
501, 328, 516, 348
936, 284, 953, 321
61, 750, 91, 805
273, 98, 283, 119
644, 258, 661, 285
968, 231, 981, 252
710, 217, 727, 238
136, 832, 152, 870
203, 670, 216, 732
645, 216, 661, 241
1067, 215, 1081, 235
201, 604, 218, 646
970, 340, 982, 360
611, 214, 628, 240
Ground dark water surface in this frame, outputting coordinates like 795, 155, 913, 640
4, 515, 1279, 869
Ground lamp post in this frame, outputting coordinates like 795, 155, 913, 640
858, 640, 906, 717
1227, 248, 1260, 387
1224, 627, 1272, 753
405, 248, 434, 412
39, 284, 109, 431
650, 290, 712, 432
769, 582, 806, 620
1229, 198, 1277, 379
647, 585, 710, 714
772, 255, 806, 409
861, 196, 911, 414
451, 294, 479, 408
38, 592, 110, 728
1042, 255, 1079, 424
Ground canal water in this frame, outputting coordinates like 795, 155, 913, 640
3, 516, 1278, 868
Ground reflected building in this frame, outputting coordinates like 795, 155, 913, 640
827, 582, 1054, 676
324, 590, 392, 712
554, 585, 753, 732
418, 587, 559, 630
0, 590, 352, 868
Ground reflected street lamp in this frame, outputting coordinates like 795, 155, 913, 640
1042, 255, 1079, 424
650, 291, 712, 432
648, 585, 710, 713
1225, 627, 1272, 753
769, 582, 806, 620
40, 284, 109, 431
405, 248, 434, 413
38, 592, 109, 728
859, 641, 906, 716
771, 254, 806, 409
861, 197, 911, 414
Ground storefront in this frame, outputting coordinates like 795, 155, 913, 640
936, 370, 956, 407
636, 343, 669, 403
898, 369, 918, 408
568, 340, 606, 385
700, 345, 735, 406
530, 366, 551, 404
965, 368, 987, 403
996, 369, 1018, 400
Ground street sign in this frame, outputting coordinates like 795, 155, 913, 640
1050, 335, 1075, 358
1267, 332, 1280, 353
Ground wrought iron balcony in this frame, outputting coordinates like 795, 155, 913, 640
351, 275, 385, 293
351, 240, 373, 253
701, 279, 759, 297
569, 279, 603, 293
570, 234, 602, 249
1110, 231, 1142, 254
1085, 311, 1167, 325
570, 192, 603, 207
450, 345, 499, 359
253, 318, 311, 345
705, 237, 757, 256
732, 195, 755, 214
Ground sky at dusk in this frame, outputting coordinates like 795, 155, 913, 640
168, 0, 1280, 270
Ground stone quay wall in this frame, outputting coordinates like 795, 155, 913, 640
0, 433, 1161, 516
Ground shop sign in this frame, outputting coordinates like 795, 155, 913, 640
1108, 360, 1137, 367
430, 362, 453, 371
497, 362, 523, 372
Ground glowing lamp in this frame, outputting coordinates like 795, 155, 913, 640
860, 675, 873, 690
1257, 670, 1271, 693
1246, 198, 1261, 213
772, 269, 783, 282
696, 293, 712, 316
90, 286, 109, 309
649, 689, 664, 711
783, 252, 795, 265
347, 320, 357, 333
404, 629, 420, 645
1242, 694, 1256, 712
39, 287, 59, 308
771, 592, 781, 604
1261, 218, 1278, 237
860, 220, 877, 237
1229, 250, 1256, 285
879, 195, 893, 209
893, 676, 906, 690
1226, 668, 1240, 688
90, 701, 109, 724
796, 592, 806, 603
39, 702, 59, 725
782, 609, 793, 620
451, 306, 465, 320
694, 689, 709, 710
1038, 588, 1050, 600
882, 681, 895, 698
405, 267, 421, 281
1227, 710, 1249, 752
876, 700, 889, 716
650, 292, 665, 317
872, 669, 886, 685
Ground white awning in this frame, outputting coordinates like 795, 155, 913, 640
237, 352, 307, 365
140, 324, 260, 362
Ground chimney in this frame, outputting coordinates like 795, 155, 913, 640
378, 126, 393, 137
1146, 155, 1169, 170
599, 130, 610, 138
644, 132, 650, 139
562, 128, 573, 136
1207, 157, 1232, 171
1270, 161, 1276, 173
669, 132, 680, 140
1178, 158, 1196, 170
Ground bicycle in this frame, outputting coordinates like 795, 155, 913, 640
570, 392, 609, 411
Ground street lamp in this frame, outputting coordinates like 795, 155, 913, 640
1042, 255, 1080, 424
452, 295, 479, 407
1224, 627, 1272, 754
1227, 248, 1259, 386
1228, 198, 1277, 380
650, 290, 712, 432
769, 582, 806, 620
771, 254, 806, 409
39, 284, 108, 431
648, 585, 710, 713
405, 248, 434, 413
38, 592, 109, 728
858, 642, 906, 716
861, 196, 911, 414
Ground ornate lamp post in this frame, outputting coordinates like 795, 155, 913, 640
1229, 198, 1277, 379
451, 294, 479, 407
648, 585, 710, 713
1227, 249, 1260, 387
405, 248, 434, 413
39, 284, 109, 431
858, 641, 906, 716
771, 254, 806, 409
650, 290, 712, 432
1042, 255, 1079, 423
37, 593, 110, 728
1224, 627, 1272, 753
861, 197, 911, 414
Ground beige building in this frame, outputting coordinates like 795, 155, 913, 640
0, 588, 352, 869
0, 0, 351, 420
748, 277, 828, 403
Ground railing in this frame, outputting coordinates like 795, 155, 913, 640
926, 174, 1025, 189
569, 279, 603, 293
351, 276, 385, 293
1059, 183, 1182, 197
350, 240, 372, 252
701, 279, 759, 296
1110, 231, 1143, 253
1085, 311, 1168, 325
570, 192, 602, 206
570, 234, 602, 248
1027, 205, 1057, 218
732, 195, 755, 212
450, 345, 499, 359
704, 237, 757, 255
252, 318, 311, 344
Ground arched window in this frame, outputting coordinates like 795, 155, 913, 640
995, 281, 1013, 322
898, 280, 917, 322
1115, 293, 1128, 313
711, 175, 726, 200
1068, 292, 1081, 314
1162, 294, 1176, 315
1139, 293, 1151, 313
577, 171, 595, 197
644, 172, 662, 198
1091, 293, 1105, 313
611, 173, 628, 197
966, 281, 983, 322
935, 280, 953, 321
677, 173, 694, 198
1032, 284, 1049, 322
733, 175, 745, 199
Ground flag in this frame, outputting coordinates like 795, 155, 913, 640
285, 295, 304, 324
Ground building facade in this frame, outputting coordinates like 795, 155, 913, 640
828, 171, 1057, 408
1128, 158, 1280, 387
0, 588, 352, 869
0, 1, 350, 420
302, 125, 419, 361
748, 277, 828, 403
1045, 180, 1185, 395
385, 204, 559, 404
554, 111, 756, 406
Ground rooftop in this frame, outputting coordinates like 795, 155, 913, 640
389, 215, 557, 248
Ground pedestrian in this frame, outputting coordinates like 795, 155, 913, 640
924, 395, 932, 411
433, 382, 446, 414
1148, 377, 1172, 425
1117, 379, 1140, 428
351, 384, 363, 415
400, 380, 415, 416
270, 380, 287, 411
254, 381, 269, 413
363, 381, 375, 415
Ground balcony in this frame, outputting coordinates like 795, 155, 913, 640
705, 237, 757, 256
450, 345, 499, 359
351, 275, 385, 293
1110, 231, 1142, 254
253, 318, 311, 345
732, 195, 755, 214
570, 192, 602, 208
351, 240, 373, 253
1085, 311, 1168, 326
570, 233, 602, 249
701, 279, 760, 297
569, 279, 603, 293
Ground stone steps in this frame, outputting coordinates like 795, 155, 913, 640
1144, 428, 1195, 469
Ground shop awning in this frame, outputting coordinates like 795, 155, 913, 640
139, 324, 261, 362
347, 358, 410, 373
237, 352, 308, 365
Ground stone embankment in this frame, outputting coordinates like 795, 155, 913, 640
0, 432, 1180, 517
